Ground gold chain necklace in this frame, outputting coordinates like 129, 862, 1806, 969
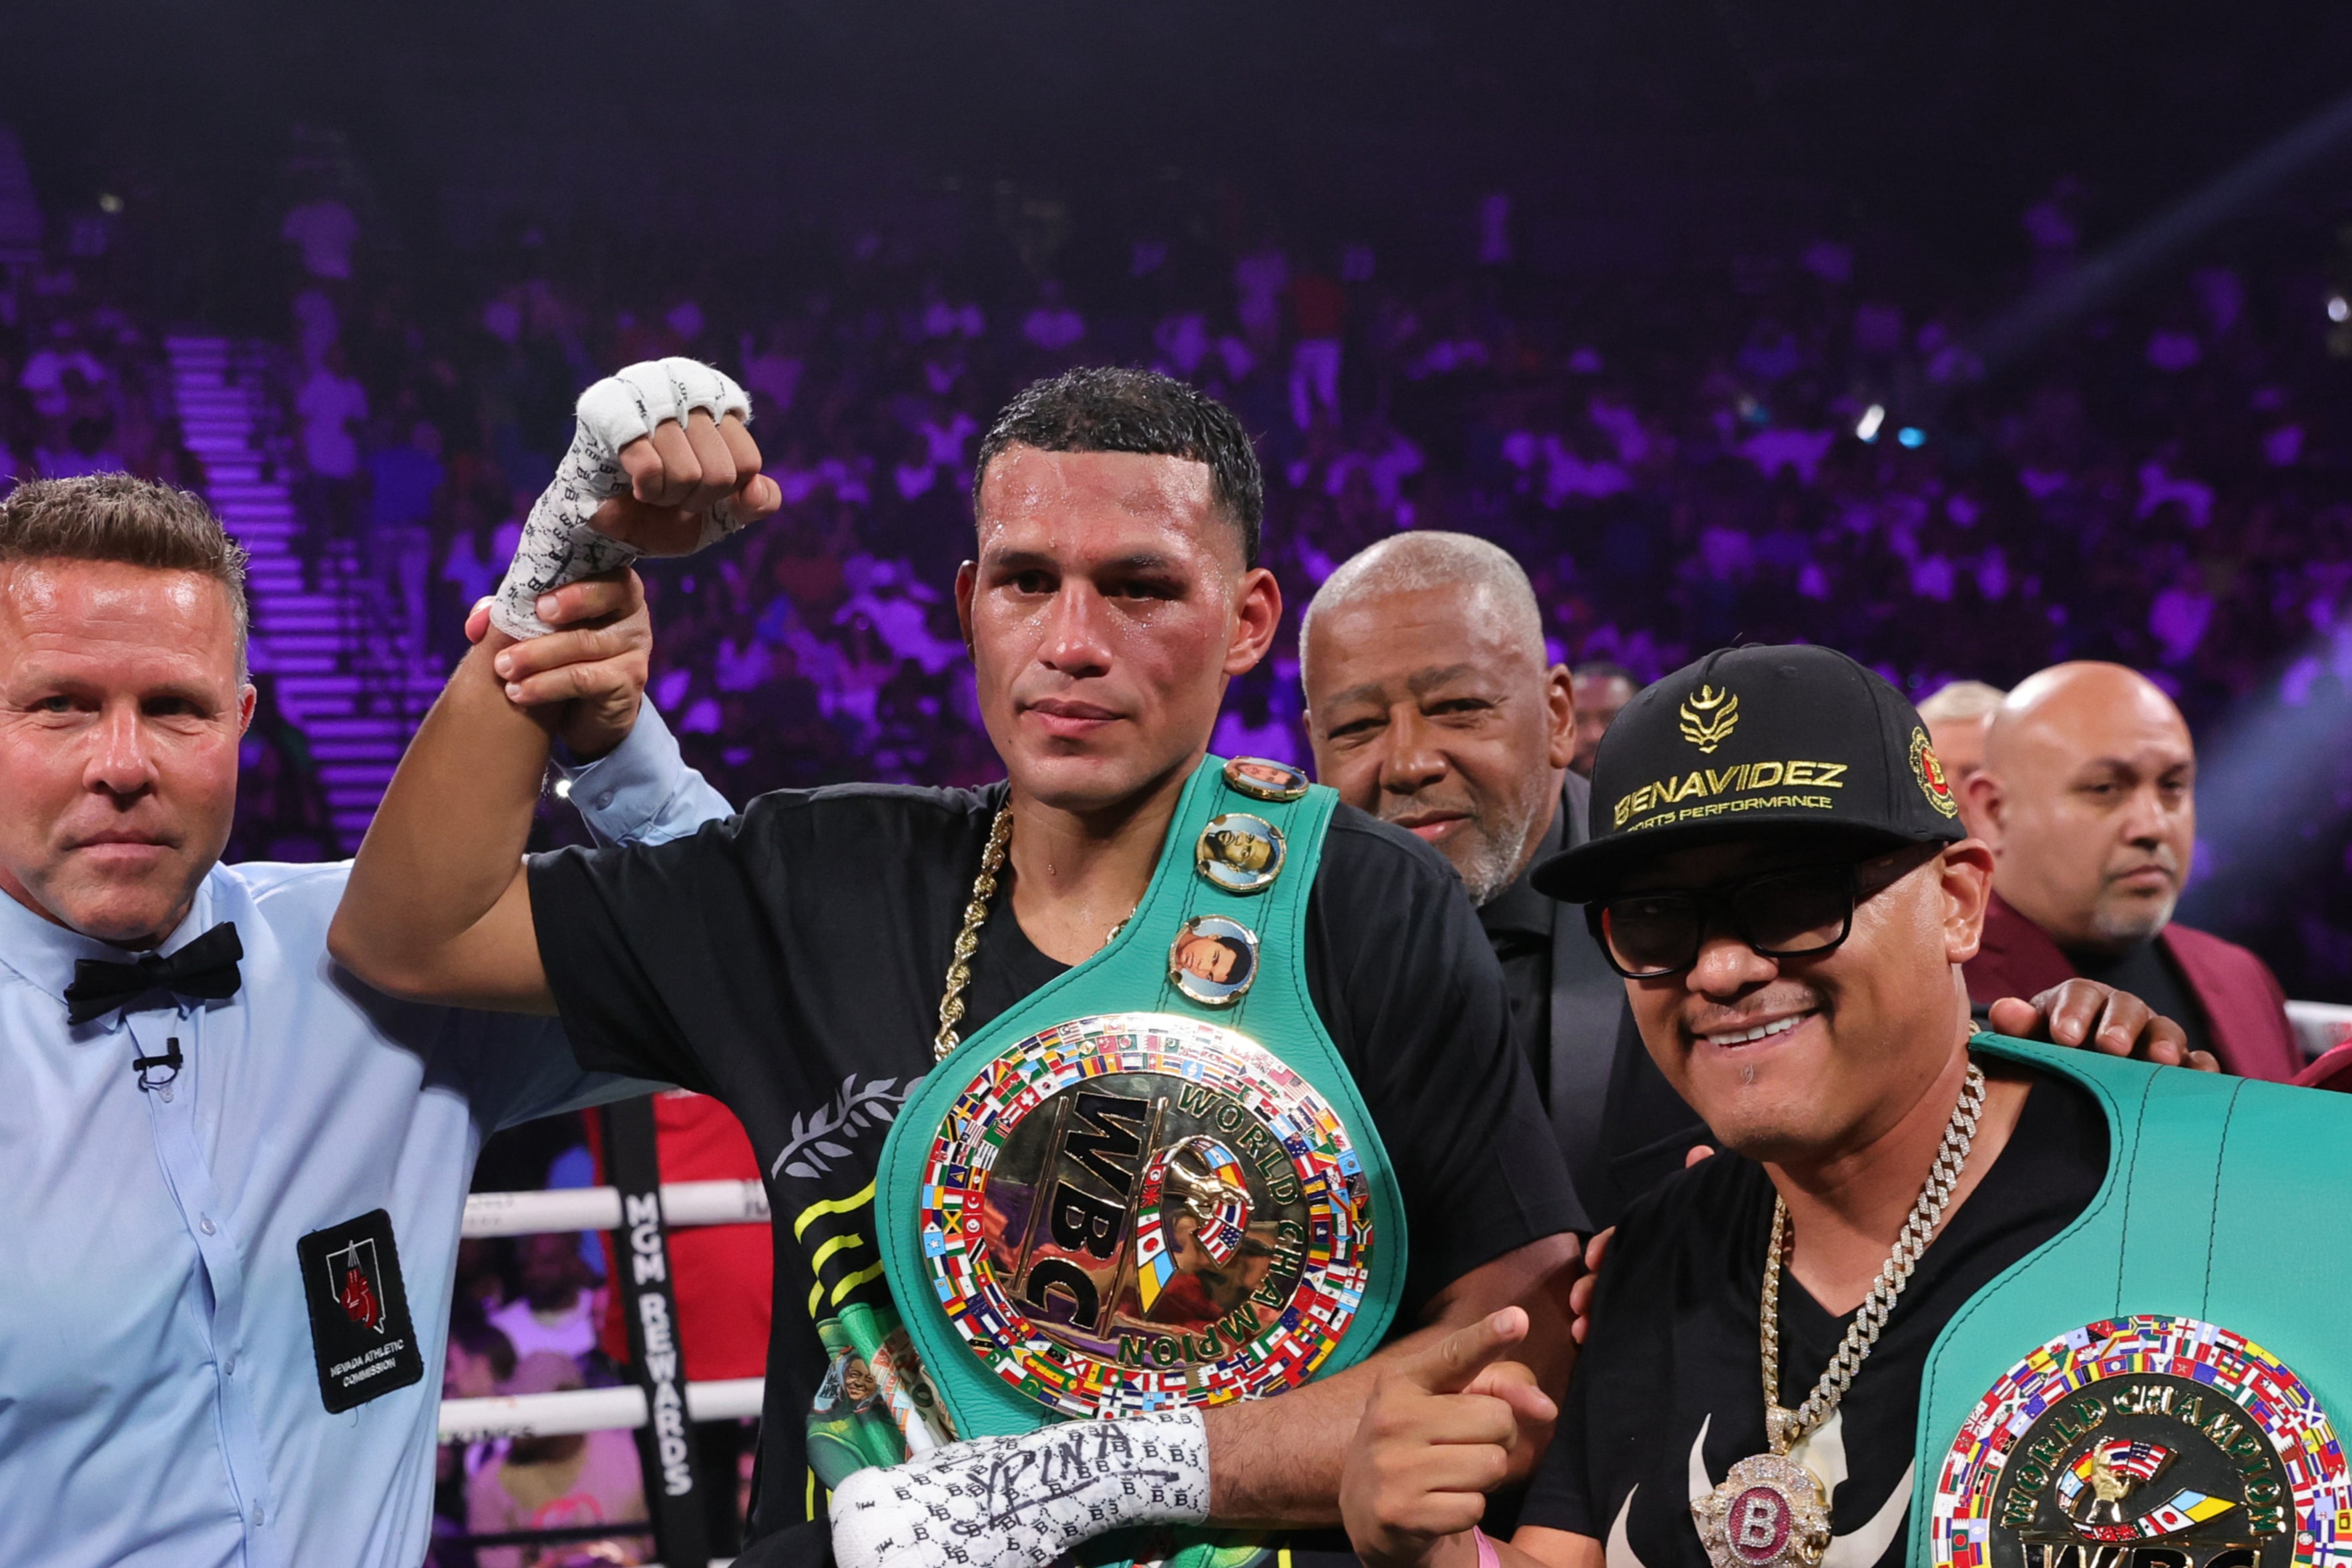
930, 801, 1137, 1062
1692, 1060, 1988, 1568
933, 803, 1014, 1061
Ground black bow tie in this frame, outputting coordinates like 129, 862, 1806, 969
63, 921, 244, 1026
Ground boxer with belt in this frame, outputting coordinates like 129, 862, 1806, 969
1339, 644, 2352, 1568
332, 362, 1584, 1568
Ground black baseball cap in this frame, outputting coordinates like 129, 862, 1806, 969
1532, 643, 1966, 902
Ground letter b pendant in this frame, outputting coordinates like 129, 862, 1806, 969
1692, 1453, 1833, 1568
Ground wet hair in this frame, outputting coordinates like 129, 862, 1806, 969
972, 367, 1264, 567
0, 474, 250, 676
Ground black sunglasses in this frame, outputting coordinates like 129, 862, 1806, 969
1584, 846, 1931, 979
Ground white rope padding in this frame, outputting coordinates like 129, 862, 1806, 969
461, 1178, 770, 1238
440, 1376, 764, 1441
2289, 999, 2352, 1059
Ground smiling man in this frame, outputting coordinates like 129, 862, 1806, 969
1962, 662, 2302, 1080
1301, 533, 1708, 1226
1300, 537, 2191, 1233
0, 473, 726, 1568
331, 364, 1584, 1568
1337, 645, 2261, 1568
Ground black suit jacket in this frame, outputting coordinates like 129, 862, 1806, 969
1523, 774, 1712, 1230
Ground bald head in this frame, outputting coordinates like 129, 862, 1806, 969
1301, 533, 1572, 904
1968, 662, 2197, 953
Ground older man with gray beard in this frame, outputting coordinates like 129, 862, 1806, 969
1297, 536, 2190, 1231
1299, 535, 1703, 1227
1961, 660, 2300, 1079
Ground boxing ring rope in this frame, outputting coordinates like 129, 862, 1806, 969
439, 1178, 770, 1441
2288, 999, 2352, 1059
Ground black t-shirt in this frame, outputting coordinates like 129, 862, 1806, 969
1520, 1066, 2107, 1567
527, 780, 1584, 1563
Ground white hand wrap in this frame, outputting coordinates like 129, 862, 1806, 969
489, 357, 755, 638
829, 1409, 1212, 1568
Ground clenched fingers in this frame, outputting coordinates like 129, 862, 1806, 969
680, 411, 739, 511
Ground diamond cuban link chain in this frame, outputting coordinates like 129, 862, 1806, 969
1692, 1059, 1989, 1568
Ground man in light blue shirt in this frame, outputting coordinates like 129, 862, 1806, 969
0, 473, 731, 1567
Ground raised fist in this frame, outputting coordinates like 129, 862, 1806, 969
490, 358, 783, 638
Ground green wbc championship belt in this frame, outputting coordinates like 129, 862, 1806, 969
876, 755, 1409, 1445
1914, 1035, 2352, 1568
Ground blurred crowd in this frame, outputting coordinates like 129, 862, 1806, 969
9, 174, 2352, 1005
222, 179, 2352, 1003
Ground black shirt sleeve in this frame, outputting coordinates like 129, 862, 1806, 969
526, 812, 754, 1097
1305, 809, 1590, 1315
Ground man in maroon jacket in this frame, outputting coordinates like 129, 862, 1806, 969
1961, 660, 2303, 1081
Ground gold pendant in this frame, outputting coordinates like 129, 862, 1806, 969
1692, 1452, 1833, 1568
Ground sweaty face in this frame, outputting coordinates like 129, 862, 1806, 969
0, 560, 250, 948
1983, 689, 2196, 952
1305, 583, 1570, 904
958, 447, 1276, 818
1618, 838, 1988, 1167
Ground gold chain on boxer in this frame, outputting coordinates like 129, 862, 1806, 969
934, 803, 1015, 1060
931, 800, 1144, 1061
1759, 1059, 1987, 1453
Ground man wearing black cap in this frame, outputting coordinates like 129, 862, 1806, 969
1301, 541, 2198, 1233
1338, 644, 2164, 1568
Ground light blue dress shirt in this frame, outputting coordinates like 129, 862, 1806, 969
0, 704, 731, 1568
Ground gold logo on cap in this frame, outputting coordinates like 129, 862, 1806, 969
1910, 728, 1959, 818
1678, 685, 1740, 754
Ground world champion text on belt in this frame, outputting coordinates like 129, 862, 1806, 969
877, 752, 1407, 1462
915, 1013, 1376, 1418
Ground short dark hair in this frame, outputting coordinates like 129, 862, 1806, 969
0, 474, 250, 674
1572, 660, 1635, 686
971, 367, 1264, 567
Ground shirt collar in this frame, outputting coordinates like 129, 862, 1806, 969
0, 870, 222, 1009
1476, 786, 1570, 943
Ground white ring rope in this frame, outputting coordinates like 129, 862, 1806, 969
2289, 999, 2352, 1058
440, 1376, 765, 1441
460, 1178, 770, 1238
441, 1180, 771, 1441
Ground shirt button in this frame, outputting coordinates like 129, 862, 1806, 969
223, 1355, 236, 1376
251, 1503, 264, 1527
596, 790, 616, 809
199, 1216, 217, 1236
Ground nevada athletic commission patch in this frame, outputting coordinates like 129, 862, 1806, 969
1931, 1315, 2351, 1568
917, 1012, 1375, 1419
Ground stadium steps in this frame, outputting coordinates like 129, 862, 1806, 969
165, 333, 438, 851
